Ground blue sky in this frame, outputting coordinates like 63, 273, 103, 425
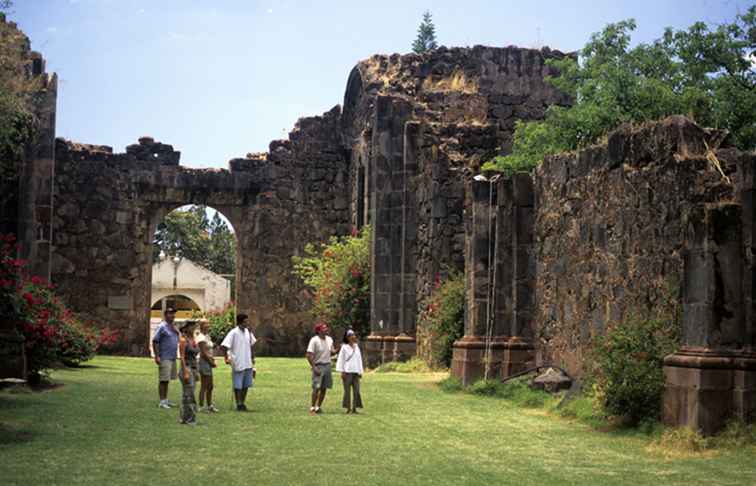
10, 0, 751, 168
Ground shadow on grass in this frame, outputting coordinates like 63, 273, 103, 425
0, 422, 36, 445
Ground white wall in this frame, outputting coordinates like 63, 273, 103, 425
151, 258, 231, 312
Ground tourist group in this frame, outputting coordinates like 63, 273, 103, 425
151, 308, 364, 425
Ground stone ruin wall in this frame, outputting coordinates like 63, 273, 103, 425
535, 116, 755, 376
46, 44, 572, 359
52, 106, 350, 355
339, 46, 571, 363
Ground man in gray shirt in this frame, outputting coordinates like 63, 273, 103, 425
152, 307, 179, 409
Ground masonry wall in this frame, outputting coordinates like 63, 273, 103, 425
534, 116, 753, 375
51, 107, 350, 355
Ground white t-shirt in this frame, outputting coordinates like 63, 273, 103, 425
307, 335, 333, 364
335, 344, 363, 374
221, 327, 256, 372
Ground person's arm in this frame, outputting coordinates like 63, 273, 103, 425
152, 327, 162, 364
179, 336, 189, 381
306, 350, 320, 375
199, 340, 213, 363
335, 346, 346, 378
221, 333, 233, 365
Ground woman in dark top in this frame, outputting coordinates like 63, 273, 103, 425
178, 320, 200, 425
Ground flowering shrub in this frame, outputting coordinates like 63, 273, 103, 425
416, 271, 465, 368
193, 301, 236, 344
1, 234, 100, 382
292, 226, 371, 340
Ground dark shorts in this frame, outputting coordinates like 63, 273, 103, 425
312, 363, 333, 390
198, 359, 213, 377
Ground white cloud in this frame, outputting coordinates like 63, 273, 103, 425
137, 8, 146, 15
267, 8, 273, 14
47, 26, 58, 33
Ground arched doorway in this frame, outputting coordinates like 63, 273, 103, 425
149, 204, 238, 342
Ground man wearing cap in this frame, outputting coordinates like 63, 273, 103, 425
152, 307, 180, 409
306, 322, 336, 415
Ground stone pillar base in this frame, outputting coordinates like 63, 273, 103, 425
393, 333, 416, 362
451, 337, 511, 386
381, 336, 396, 364
364, 334, 417, 367
364, 334, 386, 369
501, 338, 536, 379
663, 349, 756, 435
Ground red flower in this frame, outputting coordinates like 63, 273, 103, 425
30, 275, 44, 285
22, 292, 34, 306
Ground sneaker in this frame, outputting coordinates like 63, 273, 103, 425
309, 406, 316, 415
315, 407, 322, 414
159, 401, 171, 409
166, 400, 176, 407
208, 405, 219, 413
200, 406, 211, 413
237, 404, 248, 412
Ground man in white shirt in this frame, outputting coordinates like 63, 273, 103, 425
221, 313, 257, 412
306, 322, 336, 415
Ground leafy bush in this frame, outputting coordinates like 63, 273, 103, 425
194, 301, 236, 345
416, 271, 464, 368
374, 357, 432, 373
483, 9, 756, 173
292, 226, 371, 340
589, 318, 680, 425
438, 376, 463, 393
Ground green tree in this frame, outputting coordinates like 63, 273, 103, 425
1, 5, 39, 230
484, 8, 756, 174
412, 10, 438, 54
152, 206, 236, 276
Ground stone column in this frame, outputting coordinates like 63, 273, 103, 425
18, 53, 57, 281
740, 156, 755, 350
502, 173, 536, 377
451, 177, 499, 385
663, 203, 756, 435
366, 96, 412, 367
394, 121, 420, 361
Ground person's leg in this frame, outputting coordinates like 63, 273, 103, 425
206, 375, 214, 409
352, 374, 363, 411
199, 375, 208, 407
317, 387, 327, 407
310, 365, 321, 413
180, 370, 196, 424
342, 373, 351, 411
159, 381, 168, 401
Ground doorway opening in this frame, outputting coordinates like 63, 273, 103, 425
150, 205, 237, 337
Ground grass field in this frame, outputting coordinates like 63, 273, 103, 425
1, 356, 755, 485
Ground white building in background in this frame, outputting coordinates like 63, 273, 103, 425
151, 257, 232, 317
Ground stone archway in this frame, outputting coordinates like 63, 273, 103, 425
146, 204, 239, 343
51, 110, 352, 356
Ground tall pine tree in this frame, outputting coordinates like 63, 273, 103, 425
412, 10, 438, 54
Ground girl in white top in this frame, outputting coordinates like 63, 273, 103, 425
335, 329, 364, 414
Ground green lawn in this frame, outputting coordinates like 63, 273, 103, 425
0, 356, 754, 485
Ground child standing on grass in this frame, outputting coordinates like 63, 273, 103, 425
335, 329, 364, 414
178, 321, 200, 425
